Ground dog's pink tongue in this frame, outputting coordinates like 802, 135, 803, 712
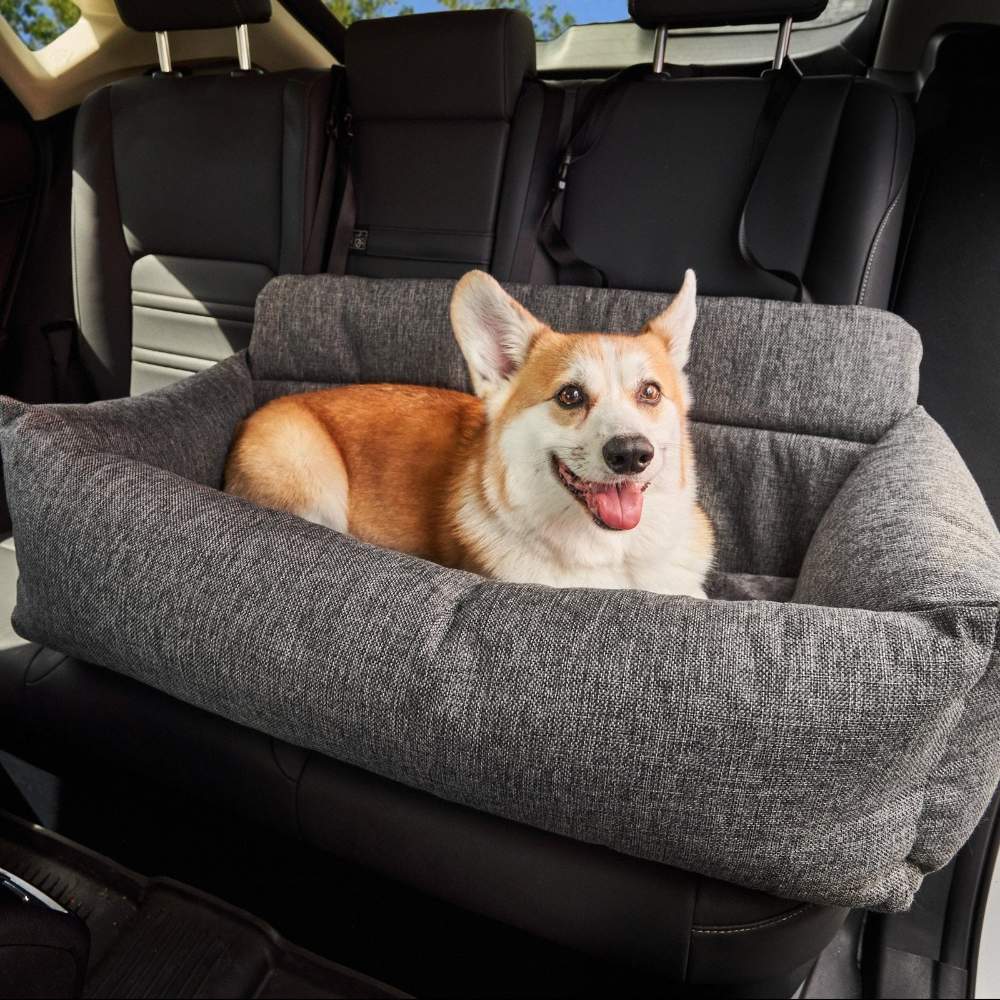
588, 482, 644, 530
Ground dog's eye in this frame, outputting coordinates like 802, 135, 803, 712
556, 384, 586, 409
639, 382, 661, 405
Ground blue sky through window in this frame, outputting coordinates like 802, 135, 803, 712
403, 0, 622, 19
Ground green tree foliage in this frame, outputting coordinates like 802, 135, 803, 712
1, 0, 80, 50
325, 0, 574, 40
325, 0, 414, 25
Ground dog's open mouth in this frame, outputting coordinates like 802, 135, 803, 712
552, 456, 649, 531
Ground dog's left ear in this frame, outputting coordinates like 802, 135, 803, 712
451, 270, 544, 398
645, 269, 697, 368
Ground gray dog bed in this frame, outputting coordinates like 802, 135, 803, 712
2, 276, 999, 912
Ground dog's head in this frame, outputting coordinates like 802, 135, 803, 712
450, 270, 697, 532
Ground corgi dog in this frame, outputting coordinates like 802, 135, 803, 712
224, 269, 713, 597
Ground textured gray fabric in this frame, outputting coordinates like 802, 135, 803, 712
796, 408, 1000, 612
694, 423, 866, 576
1, 355, 254, 489
0, 432, 995, 911
795, 407, 1000, 873
706, 571, 796, 603
252, 275, 922, 442
0, 276, 997, 913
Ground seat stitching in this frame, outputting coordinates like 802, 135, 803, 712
358, 253, 490, 266
355, 116, 508, 124
683, 875, 700, 980
502, 13, 508, 120
858, 92, 905, 306
360, 225, 495, 236
131, 290, 260, 312
690, 417, 876, 447
859, 189, 903, 307
691, 902, 815, 936
301, 76, 314, 269
24, 651, 71, 686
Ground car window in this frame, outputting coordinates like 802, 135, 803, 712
324, 0, 870, 42
1, 0, 81, 51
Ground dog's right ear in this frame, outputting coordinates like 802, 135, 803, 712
450, 271, 544, 398
645, 268, 697, 369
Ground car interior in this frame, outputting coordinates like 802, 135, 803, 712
0, 0, 998, 996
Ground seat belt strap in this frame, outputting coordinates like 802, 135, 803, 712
326, 110, 357, 275
304, 71, 346, 274
327, 170, 357, 275
537, 64, 650, 287
508, 84, 569, 283
539, 88, 612, 287
737, 61, 812, 302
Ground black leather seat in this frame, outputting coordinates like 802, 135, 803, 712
0, 643, 847, 993
532, 0, 913, 305
339, 10, 538, 280
893, 30, 1000, 519
73, 0, 337, 398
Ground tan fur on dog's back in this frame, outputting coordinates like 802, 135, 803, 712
225, 385, 485, 565
225, 394, 349, 527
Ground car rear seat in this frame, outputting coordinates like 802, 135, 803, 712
334, 10, 539, 280
73, 0, 339, 398
1, 2, 925, 993
521, 0, 914, 304
332, 3, 913, 305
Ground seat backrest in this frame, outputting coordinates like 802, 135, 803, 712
893, 30, 1000, 519
73, 0, 337, 398
341, 10, 536, 280
536, 0, 913, 306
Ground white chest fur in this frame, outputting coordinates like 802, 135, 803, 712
455, 478, 710, 598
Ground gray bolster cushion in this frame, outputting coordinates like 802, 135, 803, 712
2, 276, 999, 912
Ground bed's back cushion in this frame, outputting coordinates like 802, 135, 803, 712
249, 276, 923, 577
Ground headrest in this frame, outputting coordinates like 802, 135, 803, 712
347, 11, 536, 121
115, 0, 271, 32
628, 0, 827, 29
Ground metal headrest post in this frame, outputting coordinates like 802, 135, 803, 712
652, 25, 668, 75
235, 24, 252, 71
154, 31, 172, 73
772, 16, 793, 70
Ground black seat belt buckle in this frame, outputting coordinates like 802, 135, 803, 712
556, 150, 572, 192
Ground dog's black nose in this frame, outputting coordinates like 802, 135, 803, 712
603, 434, 654, 475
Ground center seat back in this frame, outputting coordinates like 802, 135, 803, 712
529, 0, 914, 306
338, 11, 536, 280
73, 0, 340, 399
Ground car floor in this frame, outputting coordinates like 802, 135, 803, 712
0, 747, 683, 998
